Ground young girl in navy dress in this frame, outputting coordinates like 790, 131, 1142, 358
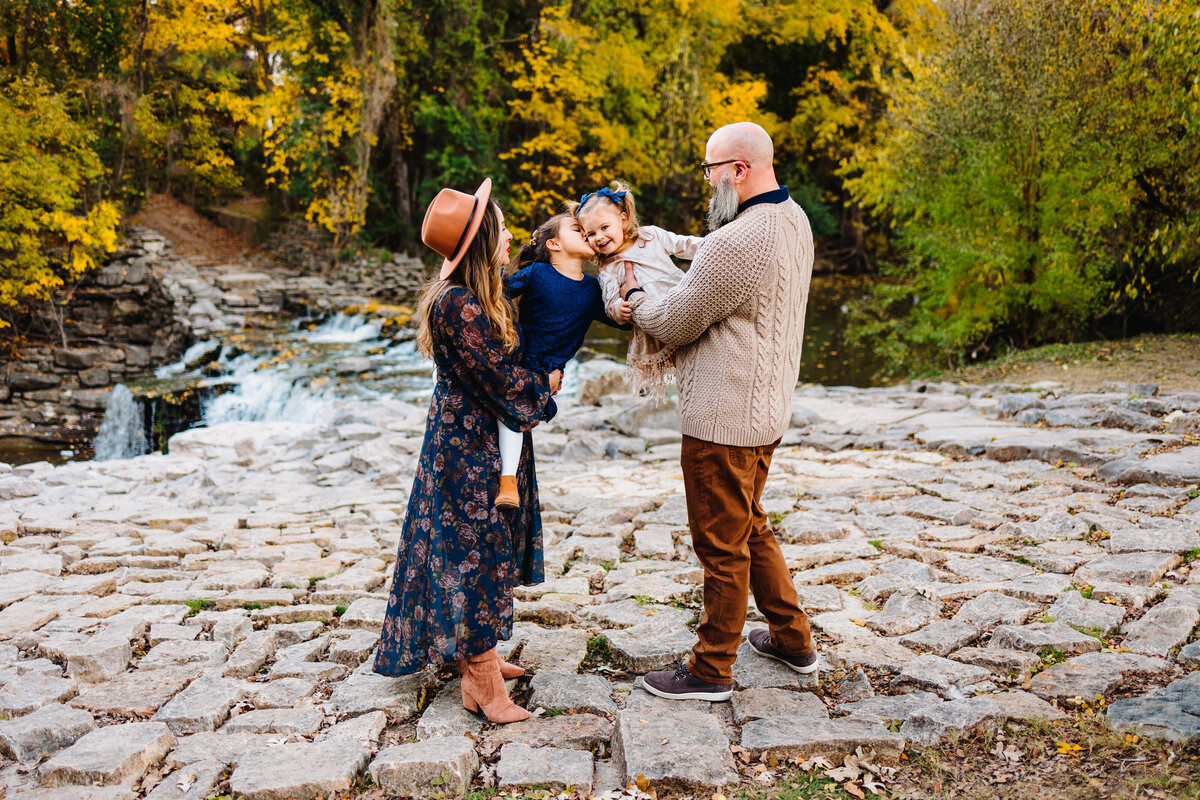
493, 213, 627, 508
572, 181, 704, 400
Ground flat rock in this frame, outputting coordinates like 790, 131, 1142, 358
1098, 447, 1200, 486
40, 721, 174, 787
369, 737, 479, 795
1048, 591, 1126, 635
953, 592, 1040, 628
731, 687, 829, 725
989, 622, 1103, 655
612, 708, 738, 788
865, 588, 941, 637
827, 638, 918, 671
246, 677, 316, 709
1076, 552, 1181, 586
577, 599, 693, 630
949, 647, 1042, 682
891, 654, 992, 698
513, 624, 591, 672
0, 702, 96, 763
794, 584, 845, 613
1120, 604, 1199, 655
0, 671, 76, 716
165, 731, 276, 767
528, 670, 617, 715
221, 707, 324, 736
999, 572, 1075, 602
144, 759, 223, 800
900, 697, 1004, 746
740, 716, 905, 764
481, 713, 614, 752
605, 620, 695, 673
1030, 651, 1170, 703
837, 691, 943, 723
414, 679, 486, 740
70, 665, 202, 717
138, 640, 228, 670
944, 555, 1034, 583
327, 670, 431, 720
496, 742, 593, 793
229, 739, 370, 800
898, 620, 980, 656
152, 676, 244, 735
1105, 671, 1200, 741
338, 597, 386, 631
1109, 527, 1200, 554
989, 690, 1068, 722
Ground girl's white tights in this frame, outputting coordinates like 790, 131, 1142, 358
498, 423, 523, 477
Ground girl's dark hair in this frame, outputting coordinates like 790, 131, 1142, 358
515, 213, 573, 269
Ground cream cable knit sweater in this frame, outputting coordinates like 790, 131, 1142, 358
628, 197, 814, 447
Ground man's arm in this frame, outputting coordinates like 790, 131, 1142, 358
626, 231, 768, 348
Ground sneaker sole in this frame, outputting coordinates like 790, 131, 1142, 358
642, 683, 732, 702
750, 644, 820, 675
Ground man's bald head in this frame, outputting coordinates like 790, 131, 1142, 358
705, 122, 774, 168
703, 121, 779, 209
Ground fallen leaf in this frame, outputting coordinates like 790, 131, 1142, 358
845, 781, 866, 799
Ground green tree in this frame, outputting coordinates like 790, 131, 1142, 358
847, 0, 1199, 371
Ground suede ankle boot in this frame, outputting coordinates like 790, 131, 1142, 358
495, 476, 519, 509
459, 648, 529, 723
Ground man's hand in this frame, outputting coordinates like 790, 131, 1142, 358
549, 369, 563, 395
618, 301, 632, 323
619, 260, 641, 300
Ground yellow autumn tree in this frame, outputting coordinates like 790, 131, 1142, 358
0, 80, 119, 327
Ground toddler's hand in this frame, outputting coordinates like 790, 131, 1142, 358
618, 301, 632, 323
549, 369, 563, 395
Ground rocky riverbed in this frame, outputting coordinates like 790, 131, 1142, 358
0, 374, 1198, 798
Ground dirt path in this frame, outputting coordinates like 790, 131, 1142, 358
943, 333, 1200, 394
132, 194, 255, 269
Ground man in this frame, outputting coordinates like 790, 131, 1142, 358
620, 121, 817, 701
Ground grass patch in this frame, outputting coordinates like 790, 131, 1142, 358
1041, 645, 1069, 666
1184, 546, 1200, 562
1069, 624, 1107, 639
867, 539, 883, 549
580, 633, 616, 671
334, 604, 348, 617
181, 598, 215, 617
769, 511, 787, 527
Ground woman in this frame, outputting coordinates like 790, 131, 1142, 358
374, 178, 561, 724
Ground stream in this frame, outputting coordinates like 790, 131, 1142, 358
3, 275, 886, 465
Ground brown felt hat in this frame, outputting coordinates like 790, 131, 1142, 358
421, 178, 493, 281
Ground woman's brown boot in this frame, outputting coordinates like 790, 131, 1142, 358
495, 475, 520, 509
459, 648, 529, 723
498, 658, 525, 678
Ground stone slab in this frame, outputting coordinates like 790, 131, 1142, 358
613, 708, 738, 788
496, 742, 593, 793
40, 721, 174, 787
228, 739, 370, 800
370, 737, 479, 795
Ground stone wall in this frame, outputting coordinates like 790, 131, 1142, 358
0, 226, 430, 451
0, 230, 193, 445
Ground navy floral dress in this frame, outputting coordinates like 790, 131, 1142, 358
374, 287, 554, 676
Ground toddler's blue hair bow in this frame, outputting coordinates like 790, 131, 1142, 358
576, 186, 627, 213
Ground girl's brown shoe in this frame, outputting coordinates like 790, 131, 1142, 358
496, 476, 520, 509
459, 648, 530, 723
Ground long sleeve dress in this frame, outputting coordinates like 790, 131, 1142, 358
374, 286, 554, 676
595, 225, 704, 399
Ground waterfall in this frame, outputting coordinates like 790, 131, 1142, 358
201, 353, 337, 424
93, 385, 149, 460
307, 313, 383, 343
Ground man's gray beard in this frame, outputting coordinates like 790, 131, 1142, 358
706, 174, 740, 231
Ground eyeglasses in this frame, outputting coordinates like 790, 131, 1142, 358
699, 159, 745, 179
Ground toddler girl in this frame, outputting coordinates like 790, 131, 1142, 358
571, 181, 704, 400
495, 213, 627, 509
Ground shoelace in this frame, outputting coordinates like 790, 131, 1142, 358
673, 664, 691, 680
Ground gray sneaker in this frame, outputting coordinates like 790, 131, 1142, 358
747, 629, 819, 674
643, 664, 733, 701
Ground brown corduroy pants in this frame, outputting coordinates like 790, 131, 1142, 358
681, 434, 813, 684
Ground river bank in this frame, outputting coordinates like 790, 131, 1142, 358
0, 372, 1197, 798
